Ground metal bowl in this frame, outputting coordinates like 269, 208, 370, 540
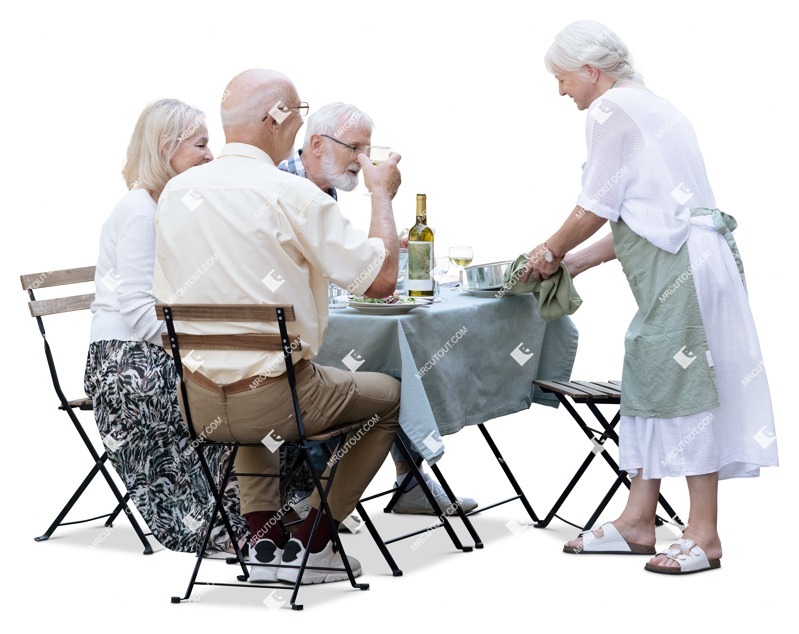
464, 260, 511, 290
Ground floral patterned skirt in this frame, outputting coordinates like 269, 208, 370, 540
84, 340, 248, 553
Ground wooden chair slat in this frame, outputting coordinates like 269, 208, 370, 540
534, 380, 595, 400
155, 304, 296, 323
571, 380, 621, 400
20, 266, 95, 290
590, 381, 623, 395
553, 380, 606, 397
533, 379, 573, 394
65, 398, 94, 411
534, 379, 616, 403
162, 332, 300, 352
28, 293, 95, 317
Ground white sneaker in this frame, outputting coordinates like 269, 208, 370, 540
276, 538, 361, 585
248, 539, 283, 583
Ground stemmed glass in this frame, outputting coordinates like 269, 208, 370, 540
448, 246, 474, 287
361, 145, 391, 196
432, 253, 451, 295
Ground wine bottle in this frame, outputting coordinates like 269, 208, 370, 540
407, 193, 434, 297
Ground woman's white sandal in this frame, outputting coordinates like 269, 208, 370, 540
644, 538, 721, 574
564, 521, 656, 555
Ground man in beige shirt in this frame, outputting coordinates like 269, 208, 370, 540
153, 69, 401, 584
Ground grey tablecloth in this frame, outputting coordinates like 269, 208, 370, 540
314, 290, 578, 464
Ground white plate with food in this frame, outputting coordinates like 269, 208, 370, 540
347, 295, 432, 314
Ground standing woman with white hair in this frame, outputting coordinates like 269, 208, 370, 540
524, 20, 778, 574
84, 99, 248, 554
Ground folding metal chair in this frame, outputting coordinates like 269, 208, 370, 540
448, 422, 542, 543
21, 266, 154, 554
361, 423, 541, 553
158, 303, 399, 610
357, 435, 478, 556
532, 380, 685, 530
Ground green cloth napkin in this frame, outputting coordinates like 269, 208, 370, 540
502, 254, 582, 321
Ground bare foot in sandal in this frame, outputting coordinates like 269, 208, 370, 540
564, 518, 656, 554
647, 528, 722, 571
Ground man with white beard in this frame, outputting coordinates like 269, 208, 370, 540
279, 102, 479, 521
279, 102, 369, 198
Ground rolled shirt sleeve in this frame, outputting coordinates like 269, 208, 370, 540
290, 189, 385, 296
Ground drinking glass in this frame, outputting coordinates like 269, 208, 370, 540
448, 246, 474, 287
362, 146, 391, 195
328, 282, 348, 309
366, 145, 391, 165
432, 254, 455, 294
396, 247, 409, 295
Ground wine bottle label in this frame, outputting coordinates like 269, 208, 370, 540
407, 240, 433, 291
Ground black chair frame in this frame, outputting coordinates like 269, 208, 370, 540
160, 303, 398, 610
533, 380, 685, 531
361, 422, 541, 552
22, 266, 154, 554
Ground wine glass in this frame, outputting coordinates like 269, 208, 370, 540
366, 145, 391, 165
361, 145, 391, 195
448, 246, 473, 287
432, 253, 451, 295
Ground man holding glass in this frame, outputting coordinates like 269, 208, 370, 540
154, 70, 401, 584
279, 102, 478, 517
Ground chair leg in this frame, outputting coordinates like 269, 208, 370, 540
62, 402, 155, 554
391, 437, 472, 552
104, 493, 129, 527
586, 401, 685, 529
172, 446, 248, 603
536, 391, 686, 531
655, 494, 686, 529
94, 460, 155, 554
171, 514, 219, 604
355, 501, 403, 576
477, 423, 540, 524
536, 451, 598, 528
35, 453, 154, 555
428, 463, 483, 549
283, 443, 368, 610
583, 472, 628, 530
35, 461, 104, 542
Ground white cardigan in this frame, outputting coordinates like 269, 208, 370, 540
89, 188, 165, 346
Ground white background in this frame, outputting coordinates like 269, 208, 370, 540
2, 0, 795, 629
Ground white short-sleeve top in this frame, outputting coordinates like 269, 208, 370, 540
577, 86, 716, 254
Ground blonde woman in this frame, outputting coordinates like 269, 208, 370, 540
84, 99, 248, 554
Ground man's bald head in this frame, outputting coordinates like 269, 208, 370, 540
220, 69, 297, 137
220, 68, 303, 162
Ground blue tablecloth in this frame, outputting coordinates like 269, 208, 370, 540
314, 290, 578, 464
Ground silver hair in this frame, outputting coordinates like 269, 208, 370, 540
302, 102, 374, 148
544, 20, 644, 85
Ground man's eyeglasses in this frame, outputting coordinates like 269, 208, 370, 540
261, 102, 310, 122
320, 134, 369, 155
